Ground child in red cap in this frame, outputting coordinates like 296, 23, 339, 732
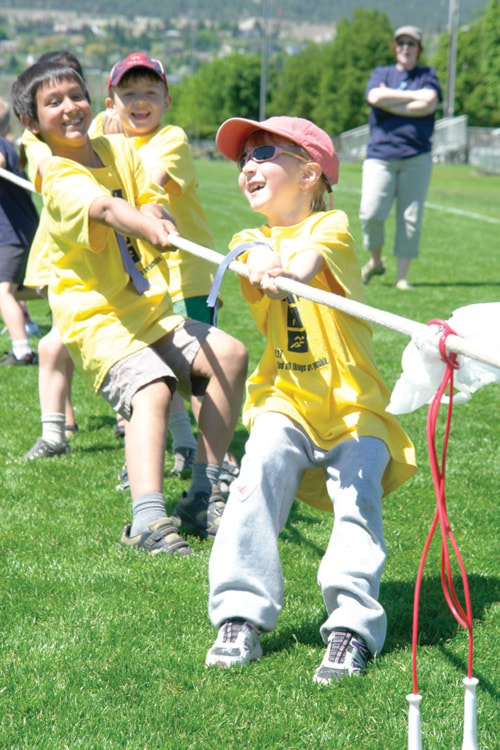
205, 116, 416, 683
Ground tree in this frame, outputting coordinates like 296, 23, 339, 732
267, 43, 323, 119
315, 9, 394, 135
434, 0, 500, 126
169, 53, 263, 138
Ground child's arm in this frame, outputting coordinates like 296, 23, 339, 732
246, 246, 324, 300
89, 194, 177, 250
138, 145, 169, 190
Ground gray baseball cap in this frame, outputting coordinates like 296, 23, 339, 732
393, 25, 423, 44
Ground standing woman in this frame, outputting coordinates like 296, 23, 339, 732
359, 26, 442, 290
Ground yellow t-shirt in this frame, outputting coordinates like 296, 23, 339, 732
22, 114, 111, 289
131, 124, 214, 303
232, 211, 416, 511
42, 135, 184, 393
21, 130, 51, 288
91, 116, 214, 303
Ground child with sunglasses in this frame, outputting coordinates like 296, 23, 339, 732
205, 116, 416, 683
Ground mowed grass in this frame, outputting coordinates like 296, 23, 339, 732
0, 160, 499, 749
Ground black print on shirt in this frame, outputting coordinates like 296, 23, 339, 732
112, 189, 141, 263
286, 295, 308, 353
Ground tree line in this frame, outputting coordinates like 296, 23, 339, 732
168, 2, 500, 139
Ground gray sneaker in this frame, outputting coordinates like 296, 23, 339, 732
170, 446, 196, 477
171, 483, 225, 538
206, 620, 262, 667
313, 629, 371, 684
24, 437, 70, 460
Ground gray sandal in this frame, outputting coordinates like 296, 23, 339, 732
120, 517, 193, 556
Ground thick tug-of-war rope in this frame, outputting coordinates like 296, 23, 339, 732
1, 166, 499, 369
407, 320, 478, 750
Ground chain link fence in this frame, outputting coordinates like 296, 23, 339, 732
332, 116, 500, 175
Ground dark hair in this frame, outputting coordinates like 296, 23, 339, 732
36, 50, 85, 79
11, 61, 91, 122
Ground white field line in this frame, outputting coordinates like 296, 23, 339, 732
339, 184, 500, 224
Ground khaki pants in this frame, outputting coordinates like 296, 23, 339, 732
359, 152, 433, 259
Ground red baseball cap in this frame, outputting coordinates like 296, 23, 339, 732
108, 52, 169, 93
216, 115, 339, 187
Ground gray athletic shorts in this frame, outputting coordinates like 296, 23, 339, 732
0, 243, 29, 285
99, 318, 214, 419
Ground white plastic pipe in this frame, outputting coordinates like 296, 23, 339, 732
462, 677, 479, 750
407, 693, 423, 750
3, 163, 498, 372
0, 165, 37, 192
170, 234, 500, 370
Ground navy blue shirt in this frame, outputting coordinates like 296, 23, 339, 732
0, 136, 39, 248
365, 65, 442, 161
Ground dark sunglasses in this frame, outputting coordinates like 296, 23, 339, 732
237, 145, 309, 172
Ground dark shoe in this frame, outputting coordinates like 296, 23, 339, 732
361, 262, 386, 285
65, 423, 79, 438
171, 483, 225, 538
0, 350, 38, 365
115, 464, 130, 491
170, 446, 196, 477
219, 452, 240, 495
115, 415, 126, 438
313, 629, 371, 684
119, 517, 193, 556
24, 437, 70, 460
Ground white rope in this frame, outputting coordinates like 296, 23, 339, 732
0, 165, 37, 193
2, 161, 497, 371
170, 235, 500, 370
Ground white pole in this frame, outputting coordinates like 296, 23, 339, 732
169, 234, 500, 371
0, 165, 37, 193
259, 0, 271, 120
407, 693, 423, 750
445, 0, 460, 117
461, 677, 479, 750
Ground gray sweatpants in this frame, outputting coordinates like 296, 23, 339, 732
208, 412, 390, 656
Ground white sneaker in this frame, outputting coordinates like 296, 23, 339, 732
206, 620, 262, 668
313, 629, 371, 685
395, 279, 415, 291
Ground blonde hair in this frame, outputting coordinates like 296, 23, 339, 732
0, 97, 10, 137
293, 143, 327, 212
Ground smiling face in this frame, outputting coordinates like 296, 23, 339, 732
394, 36, 421, 71
107, 74, 171, 138
28, 75, 93, 156
237, 131, 322, 227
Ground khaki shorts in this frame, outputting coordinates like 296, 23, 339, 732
99, 318, 214, 419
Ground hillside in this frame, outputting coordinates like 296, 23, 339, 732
0, 0, 490, 34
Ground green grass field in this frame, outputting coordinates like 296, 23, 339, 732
0, 161, 499, 749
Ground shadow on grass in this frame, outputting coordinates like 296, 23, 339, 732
382, 574, 500, 652
262, 571, 498, 699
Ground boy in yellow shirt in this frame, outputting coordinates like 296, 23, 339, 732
103, 53, 239, 492
205, 116, 416, 681
12, 59, 247, 553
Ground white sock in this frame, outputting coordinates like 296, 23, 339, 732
41, 413, 66, 447
12, 339, 32, 359
168, 410, 197, 451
